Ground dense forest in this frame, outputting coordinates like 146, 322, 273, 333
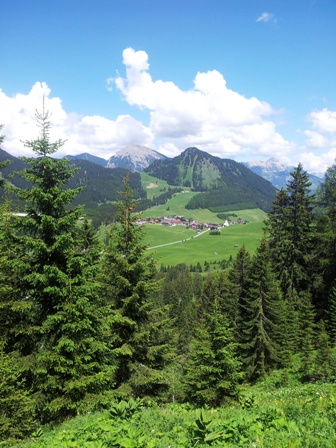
0, 113, 336, 445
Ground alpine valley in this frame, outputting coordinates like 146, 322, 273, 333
0, 144, 321, 226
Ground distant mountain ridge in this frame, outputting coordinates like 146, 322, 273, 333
0, 147, 145, 226
65, 145, 168, 172
145, 147, 278, 212
65, 153, 107, 167
106, 145, 168, 171
244, 158, 322, 190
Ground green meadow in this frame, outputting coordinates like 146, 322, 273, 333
142, 207, 267, 267
140, 172, 175, 200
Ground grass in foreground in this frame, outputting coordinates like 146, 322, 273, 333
15, 379, 336, 447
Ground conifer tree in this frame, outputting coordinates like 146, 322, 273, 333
238, 241, 285, 381
100, 173, 174, 399
328, 285, 336, 346
0, 129, 34, 356
12, 105, 114, 422
265, 165, 315, 301
199, 270, 236, 329
265, 188, 292, 294
314, 321, 335, 381
297, 291, 316, 375
183, 297, 240, 407
229, 246, 251, 335
315, 162, 336, 315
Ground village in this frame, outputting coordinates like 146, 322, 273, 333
135, 215, 248, 230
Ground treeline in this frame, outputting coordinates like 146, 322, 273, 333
159, 256, 233, 273
135, 187, 184, 212
0, 146, 146, 228
0, 117, 336, 444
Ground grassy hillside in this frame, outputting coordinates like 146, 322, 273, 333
141, 190, 223, 223
142, 208, 267, 267
145, 147, 278, 212
140, 172, 174, 200
17, 378, 336, 447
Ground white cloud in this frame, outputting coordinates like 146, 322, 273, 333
298, 148, 336, 177
114, 47, 294, 160
304, 108, 336, 149
0, 82, 152, 159
302, 108, 336, 174
256, 12, 274, 23
308, 108, 336, 134
0, 49, 335, 177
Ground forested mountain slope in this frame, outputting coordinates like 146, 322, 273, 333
145, 147, 278, 211
0, 148, 145, 205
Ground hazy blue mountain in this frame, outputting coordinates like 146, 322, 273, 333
65, 152, 107, 167
244, 157, 323, 191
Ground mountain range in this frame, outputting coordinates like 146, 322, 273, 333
244, 157, 322, 191
144, 147, 278, 212
65, 145, 167, 172
0, 144, 322, 224
66, 145, 322, 191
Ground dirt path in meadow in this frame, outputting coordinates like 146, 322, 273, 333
147, 228, 209, 250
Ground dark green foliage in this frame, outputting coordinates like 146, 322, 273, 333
237, 241, 285, 381
266, 165, 315, 301
296, 292, 316, 377
328, 285, 336, 346
313, 322, 335, 381
157, 263, 199, 353
100, 173, 174, 399
0, 200, 35, 357
7, 106, 115, 423
0, 146, 145, 226
315, 162, 336, 314
183, 298, 241, 407
0, 351, 37, 441
229, 245, 252, 333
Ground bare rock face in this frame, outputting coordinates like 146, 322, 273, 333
106, 145, 168, 171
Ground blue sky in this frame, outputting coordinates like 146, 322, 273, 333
0, 0, 335, 175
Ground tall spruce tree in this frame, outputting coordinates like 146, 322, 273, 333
328, 286, 336, 346
12, 105, 114, 422
315, 161, 336, 316
229, 246, 251, 337
238, 241, 285, 381
158, 264, 198, 354
265, 164, 315, 302
183, 296, 241, 407
100, 173, 174, 399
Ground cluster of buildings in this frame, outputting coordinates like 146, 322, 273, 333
135, 215, 245, 229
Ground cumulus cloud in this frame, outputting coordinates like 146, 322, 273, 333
308, 108, 336, 134
298, 148, 336, 177
0, 49, 334, 177
113, 47, 294, 160
0, 82, 152, 159
301, 108, 336, 175
256, 12, 275, 23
